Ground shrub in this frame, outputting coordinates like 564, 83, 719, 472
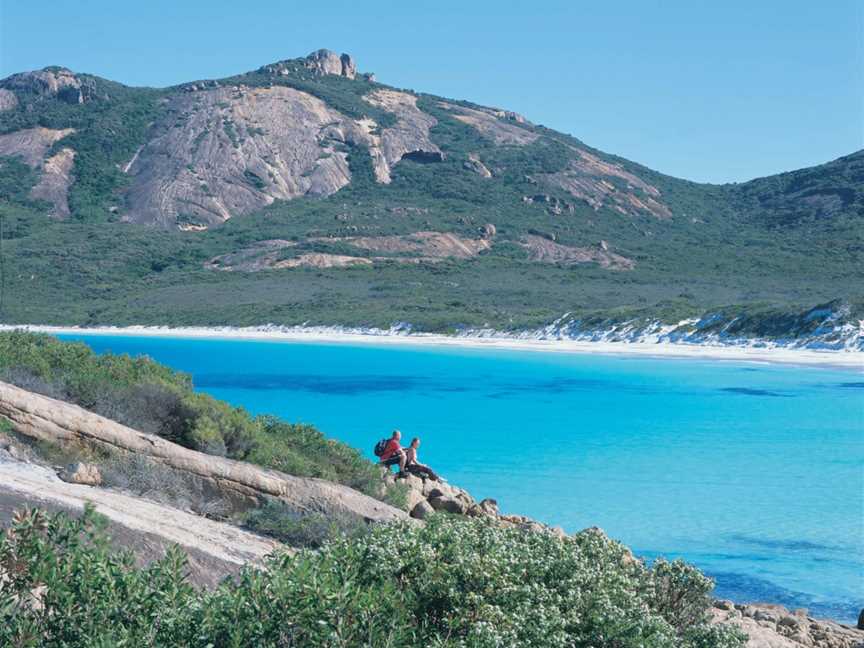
0, 509, 747, 648
241, 499, 369, 548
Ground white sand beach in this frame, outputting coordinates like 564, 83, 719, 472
3, 324, 862, 371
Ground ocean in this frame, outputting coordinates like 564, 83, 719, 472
59, 333, 864, 623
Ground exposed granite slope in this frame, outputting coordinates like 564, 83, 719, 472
0, 448, 280, 587
364, 89, 442, 182
0, 127, 76, 217
0, 67, 95, 104
124, 85, 367, 228
0, 381, 407, 523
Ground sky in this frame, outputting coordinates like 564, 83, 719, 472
1, 1, 860, 184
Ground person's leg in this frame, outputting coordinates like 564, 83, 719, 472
398, 450, 407, 474
419, 465, 440, 481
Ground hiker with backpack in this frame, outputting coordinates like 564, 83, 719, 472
375, 429, 406, 474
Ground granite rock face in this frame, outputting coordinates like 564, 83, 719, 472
0, 67, 95, 104
0, 88, 18, 111
124, 82, 443, 228
363, 89, 442, 183
124, 85, 368, 228
533, 148, 672, 219
0, 127, 76, 217
303, 49, 357, 79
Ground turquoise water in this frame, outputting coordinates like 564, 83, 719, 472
60, 334, 863, 622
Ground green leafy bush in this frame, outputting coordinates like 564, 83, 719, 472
0, 508, 746, 647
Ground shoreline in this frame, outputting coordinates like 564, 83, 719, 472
4, 324, 862, 371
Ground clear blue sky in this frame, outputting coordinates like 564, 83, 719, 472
1, 1, 860, 183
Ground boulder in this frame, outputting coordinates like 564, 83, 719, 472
858, 609, 864, 630
303, 49, 356, 79
410, 500, 434, 520
397, 472, 425, 493
404, 485, 427, 513
59, 462, 102, 486
466, 497, 499, 517
428, 495, 467, 515
463, 154, 492, 178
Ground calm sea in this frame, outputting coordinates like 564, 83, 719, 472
60, 334, 864, 623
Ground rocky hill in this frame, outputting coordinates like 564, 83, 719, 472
0, 50, 861, 339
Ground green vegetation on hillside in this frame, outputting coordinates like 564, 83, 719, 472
0, 54, 860, 334
0, 331, 387, 498
1, 507, 746, 648
0, 76, 164, 223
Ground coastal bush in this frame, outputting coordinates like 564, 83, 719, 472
0, 508, 746, 648
241, 499, 370, 548
0, 331, 386, 500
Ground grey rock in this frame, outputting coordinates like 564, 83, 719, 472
428, 495, 467, 515
0, 68, 95, 104
0, 127, 76, 217
410, 500, 434, 520
124, 84, 442, 228
59, 462, 102, 486
303, 49, 356, 79
0, 88, 18, 111
464, 153, 492, 178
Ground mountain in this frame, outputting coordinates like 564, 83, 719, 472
0, 50, 861, 338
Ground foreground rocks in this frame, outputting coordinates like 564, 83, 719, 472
388, 469, 567, 536
713, 601, 864, 648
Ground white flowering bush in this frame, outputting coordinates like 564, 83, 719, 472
1, 509, 746, 647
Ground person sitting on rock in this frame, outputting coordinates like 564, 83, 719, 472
404, 437, 440, 481
379, 429, 407, 475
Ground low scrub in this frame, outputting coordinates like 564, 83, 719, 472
0, 331, 385, 499
241, 499, 369, 548
0, 507, 746, 648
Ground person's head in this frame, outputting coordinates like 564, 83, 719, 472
392, 429, 401, 441
410, 437, 420, 448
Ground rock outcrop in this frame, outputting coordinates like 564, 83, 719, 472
438, 102, 539, 145
0, 127, 76, 217
303, 49, 357, 79
712, 601, 864, 648
0, 88, 18, 111
464, 153, 492, 178
29, 147, 76, 218
363, 89, 442, 183
0, 446, 280, 587
0, 67, 95, 104
124, 85, 367, 228
205, 230, 494, 271
124, 83, 444, 227
328, 230, 492, 260
520, 234, 635, 270
0, 381, 407, 524
533, 149, 672, 219
59, 461, 102, 486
